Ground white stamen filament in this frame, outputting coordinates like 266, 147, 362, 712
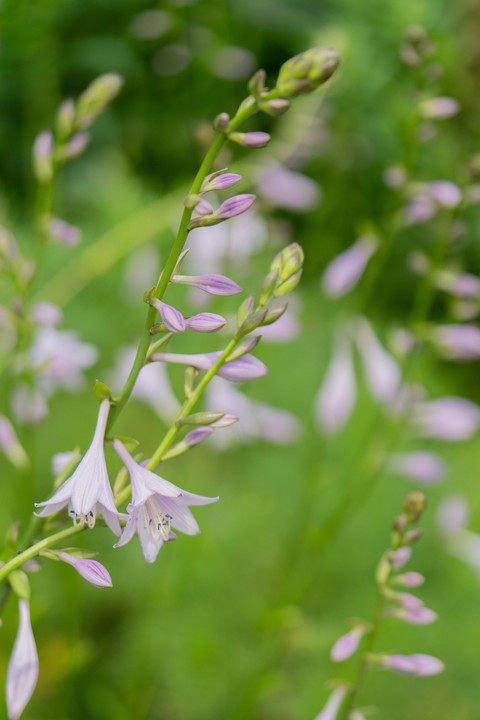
142, 497, 172, 541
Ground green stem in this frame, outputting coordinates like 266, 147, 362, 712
0, 524, 84, 584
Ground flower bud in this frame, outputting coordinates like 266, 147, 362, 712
57, 551, 112, 588
48, 218, 82, 246
228, 131, 271, 148
185, 312, 226, 333
271, 242, 304, 281
229, 335, 261, 360
418, 96, 460, 120
214, 112, 230, 132
183, 366, 198, 398
33, 131, 54, 182
391, 571, 425, 588
176, 412, 225, 427
261, 303, 288, 327
76, 73, 124, 129
237, 295, 255, 328
248, 69, 266, 99
59, 132, 90, 160
403, 528, 423, 544
201, 172, 242, 193
260, 269, 280, 305
236, 309, 268, 337
274, 270, 302, 297
258, 98, 290, 116
56, 99, 76, 138
276, 47, 340, 97
403, 491, 426, 521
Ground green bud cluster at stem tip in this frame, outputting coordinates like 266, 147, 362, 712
276, 47, 340, 98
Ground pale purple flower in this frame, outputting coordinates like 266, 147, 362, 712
390, 547, 412, 569
57, 551, 112, 588
322, 235, 379, 298
109, 346, 180, 424
403, 196, 436, 225
216, 194, 256, 219
0, 415, 28, 469
151, 298, 185, 333
113, 440, 218, 562
31, 302, 63, 327
313, 686, 349, 720
51, 451, 76, 477
418, 96, 460, 120
6, 598, 38, 720
184, 427, 214, 447
201, 172, 242, 192
63, 132, 90, 158
330, 629, 361, 662
35, 399, 121, 534
437, 496, 469, 537
411, 396, 480, 440
429, 181, 462, 208
194, 198, 214, 216
185, 313, 227, 333
206, 377, 301, 447
47, 218, 82, 246
31, 327, 98, 396
33, 131, 53, 182
172, 273, 242, 296
355, 318, 401, 406
397, 592, 424, 609
150, 351, 267, 382
314, 333, 356, 434
385, 452, 446, 484
433, 324, 480, 360
384, 653, 444, 676
11, 386, 48, 425
256, 163, 321, 212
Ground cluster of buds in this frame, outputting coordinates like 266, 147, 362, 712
315, 493, 443, 720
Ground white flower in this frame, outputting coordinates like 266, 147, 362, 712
113, 440, 218, 563
35, 400, 120, 534
6, 598, 39, 720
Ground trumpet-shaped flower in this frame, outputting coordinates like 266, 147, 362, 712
6, 598, 39, 720
113, 440, 218, 562
35, 399, 121, 535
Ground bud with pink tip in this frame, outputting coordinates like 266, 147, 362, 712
172, 273, 241, 296
150, 298, 185, 334
6, 598, 39, 720
185, 313, 227, 333
33, 131, 54, 182
389, 546, 412, 569
383, 653, 444, 676
411, 396, 480, 441
201, 172, 242, 192
392, 572, 425, 587
57, 551, 113, 588
228, 131, 271, 148
418, 96, 460, 120
385, 451, 446, 484
331, 626, 367, 662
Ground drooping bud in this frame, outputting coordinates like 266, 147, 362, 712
258, 98, 290, 116
6, 598, 38, 720
172, 273, 242, 296
228, 131, 271, 148
276, 47, 340, 98
57, 551, 113, 588
188, 194, 256, 230
201, 172, 242, 193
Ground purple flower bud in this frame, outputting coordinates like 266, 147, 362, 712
411, 396, 480, 441
355, 318, 401, 406
57, 551, 112, 588
202, 172, 242, 192
151, 298, 185, 333
433, 271, 480, 299
184, 427, 214, 447
330, 629, 361, 662
390, 547, 412, 569
31, 302, 63, 326
172, 273, 242, 296
150, 351, 267, 382
48, 218, 82, 246
322, 235, 379, 298
63, 132, 90, 158
397, 591, 424, 609
313, 686, 349, 720
403, 196, 437, 225
389, 606, 438, 625
256, 163, 321, 212
33, 130, 54, 182
6, 598, 39, 720
418, 96, 460, 119
216, 194, 256, 219
210, 413, 238, 428
398, 572, 425, 587
433, 324, 480, 360
384, 653, 444, 676
314, 333, 356, 434
194, 198, 215, 216
185, 313, 227, 333
229, 131, 271, 148
385, 451, 446, 484
429, 180, 462, 208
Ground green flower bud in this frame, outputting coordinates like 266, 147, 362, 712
403, 491, 426, 522
273, 269, 302, 296
214, 112, 230, 132
248, 69, 266, 100
276, 47, 340, 98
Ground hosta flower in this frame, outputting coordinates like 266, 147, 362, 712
383, 653, 444, 676
6, 598, 38, 720
330, 629, 362, 662
355, 317, 401, 406
256, 162, 321, 212
35, 399, 121, 534
411, 396, 480, 440
113, 440, 218, 563
314, 332, 356, 434
313, 686, 349, 720
150, 350, 267, 382
385, 451, 446, 484
321, 235, 379, 298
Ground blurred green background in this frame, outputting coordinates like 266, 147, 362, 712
1, 0, 480, 718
